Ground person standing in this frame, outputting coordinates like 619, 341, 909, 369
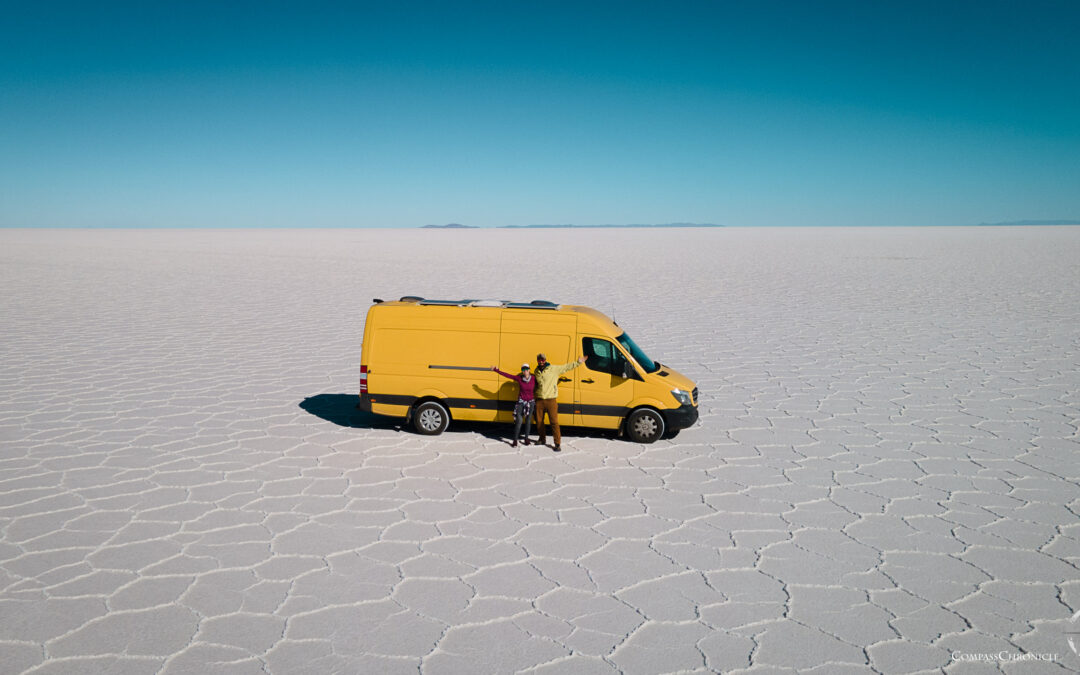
492, 363, 536, 447
533, 353, 586, 452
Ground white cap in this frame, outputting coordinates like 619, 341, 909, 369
521, 363, 530, 369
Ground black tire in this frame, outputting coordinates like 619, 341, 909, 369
413, 401, 449, 435
626, 408, 665, 444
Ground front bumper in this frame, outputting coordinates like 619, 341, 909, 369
665, 403, 699, 430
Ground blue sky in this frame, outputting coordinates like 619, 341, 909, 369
2, 0, 1078, 227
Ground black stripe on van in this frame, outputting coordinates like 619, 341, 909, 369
447, 399, 628, 417
370, 394, 629, 419
444, 398, 501, 411
366, 394, 417, 407
569, 403, 629, 417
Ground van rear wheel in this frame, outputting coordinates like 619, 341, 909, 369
626, 408, 664, 444
413, 401, 449, 435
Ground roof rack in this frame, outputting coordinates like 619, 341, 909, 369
418, 299, 473, 306
396, 296, 560, 310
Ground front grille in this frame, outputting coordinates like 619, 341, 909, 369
692, 387, 699, 405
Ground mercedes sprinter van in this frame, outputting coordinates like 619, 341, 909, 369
357, 297, 699, 443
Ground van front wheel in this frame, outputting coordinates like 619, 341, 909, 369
626, 408, 664, 444
413, 401, 449, 435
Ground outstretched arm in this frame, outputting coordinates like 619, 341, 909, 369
552, 358, 585, 376
492, 367, 518, 381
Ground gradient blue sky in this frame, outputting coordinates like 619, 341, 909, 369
2, 0, 1078, 227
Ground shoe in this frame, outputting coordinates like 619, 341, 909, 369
511, 440, 517, 447
553, 445, 561, 452
523, 439, 530, 446
538, 439, 546, 446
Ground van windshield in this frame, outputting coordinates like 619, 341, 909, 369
617, 332, 660, 374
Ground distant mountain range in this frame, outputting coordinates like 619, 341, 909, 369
500, 222, 723, 229
420, 220, 1080, 229
976, 219, 1080, 226
420, 222, 724, 229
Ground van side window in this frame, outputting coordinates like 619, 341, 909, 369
583, 337, 629, 377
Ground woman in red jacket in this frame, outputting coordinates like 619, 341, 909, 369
492, 363, 536, 447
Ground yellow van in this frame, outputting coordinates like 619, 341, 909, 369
356, 297, 699, 443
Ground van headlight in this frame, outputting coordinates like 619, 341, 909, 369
671, 388, 693, 406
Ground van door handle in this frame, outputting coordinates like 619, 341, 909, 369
558, 377, 571, 382
581, 378, 594, 383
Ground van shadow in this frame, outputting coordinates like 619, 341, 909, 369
297, 393, 508, 440
298, 394, 399, 429
298, 394, 619, 445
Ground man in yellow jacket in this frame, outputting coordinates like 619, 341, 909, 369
533, 352, 586, 451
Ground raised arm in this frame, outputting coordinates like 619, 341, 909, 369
552, 358, 585, 376
492, 367, 518, 381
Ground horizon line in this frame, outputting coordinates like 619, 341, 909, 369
4, 221, 1080, 230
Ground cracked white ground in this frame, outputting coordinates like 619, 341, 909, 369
1, 227, 1078, 674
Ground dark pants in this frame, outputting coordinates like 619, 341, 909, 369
535, 398, 560, 446
513, 399, 534, 440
